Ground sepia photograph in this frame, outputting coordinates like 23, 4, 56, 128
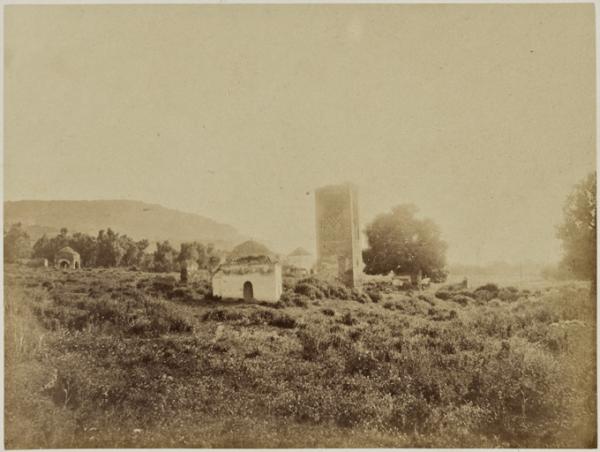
3, 2, 597, 448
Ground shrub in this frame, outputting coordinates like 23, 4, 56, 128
296, 277, 330, 292
152, 276, 177, 294
348, 329, 362, 341
457, 289, 477, 299
343, 347, 378, 376
321, 308, 336, 317
249, 309, 275, 324
41, 281, 54, 290
297, 329, 330, 361
451, 295, 473, 307
340, 312, 358, 326
366, 290, 382, 303
435, 290, 452, 300
128, 298, 193, 336
190, 279, 213, 298
295, 278, 360, 301
418, 293, 436, 305
278, 290, 296, 307
328, 283, 352, 300
170, 287, 195, 300
201, 309, 244, 322
291, 295, 310, 308
33, 304, 90, 331
279, 291, 310, 308
475, 284, 499, 301
477, 283, 500, 293
428, 307, 457, 321
474, 289, 495, 302
268, 313, 297, 329
350, 288, 372, 304
389, 392, 431, 433
295, 283, 325, 300
363, 280, 400, 296
498, 288, 519, 302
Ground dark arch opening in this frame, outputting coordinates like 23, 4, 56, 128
243, 281, 254, 302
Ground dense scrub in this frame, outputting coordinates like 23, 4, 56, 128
4, 265, 596, 448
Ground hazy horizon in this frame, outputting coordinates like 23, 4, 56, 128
0, 195, 580, 268
4, 4, 596, 266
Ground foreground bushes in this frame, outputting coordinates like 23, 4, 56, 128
33, 287, 193, 337
4, 265, 596, 448
292, 277, 377, 304
436, 283, 523, 305
201, 307, 297, 329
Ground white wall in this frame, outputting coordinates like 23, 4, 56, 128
212, 264, 282, 303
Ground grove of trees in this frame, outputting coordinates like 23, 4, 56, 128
4, 225, 221, 273
362, 204, 448, 283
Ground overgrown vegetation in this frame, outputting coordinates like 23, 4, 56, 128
4, 265, 596, 448
3, 224, 222, 273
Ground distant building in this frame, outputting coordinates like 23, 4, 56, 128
55, 247, 80, 269
212, 255, 282, 303
285, 247, 314, 272
314, 183, 363, 287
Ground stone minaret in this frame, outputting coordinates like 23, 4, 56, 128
314, 183, 363, 287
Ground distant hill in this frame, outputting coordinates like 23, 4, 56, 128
4, 200, 248, 250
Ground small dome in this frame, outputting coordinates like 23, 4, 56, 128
56, 246, 80, 257
229, 240, 273, 259
289, 247, 311, 257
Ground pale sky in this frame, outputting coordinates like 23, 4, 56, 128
4, 4, 596, 265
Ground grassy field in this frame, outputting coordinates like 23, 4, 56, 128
4, 264, 596, 448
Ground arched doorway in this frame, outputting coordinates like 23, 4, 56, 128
59, 260, 70, 269
243, 281, 253, 302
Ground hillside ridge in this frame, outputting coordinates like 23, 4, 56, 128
4, 199, 247, 249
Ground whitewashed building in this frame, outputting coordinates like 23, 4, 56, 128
212, 255, 282, 303
55, 246, 81, 269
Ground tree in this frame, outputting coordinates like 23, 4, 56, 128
153, 241, 177, 272
70, 232, 97, 267
557, 172, 596, 295
362, 204, 448, 283
117, 235, 149, 267
177, 242, 202, 265
4, 223, 32, 262
96, 229, 126, 267
33, 230, 70, 262
32, 234, 53, 261
177, 241, 221, 271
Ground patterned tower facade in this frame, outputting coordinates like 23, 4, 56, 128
315, 183, 363, 287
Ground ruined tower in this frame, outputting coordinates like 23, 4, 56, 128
314, 183, 363, 287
